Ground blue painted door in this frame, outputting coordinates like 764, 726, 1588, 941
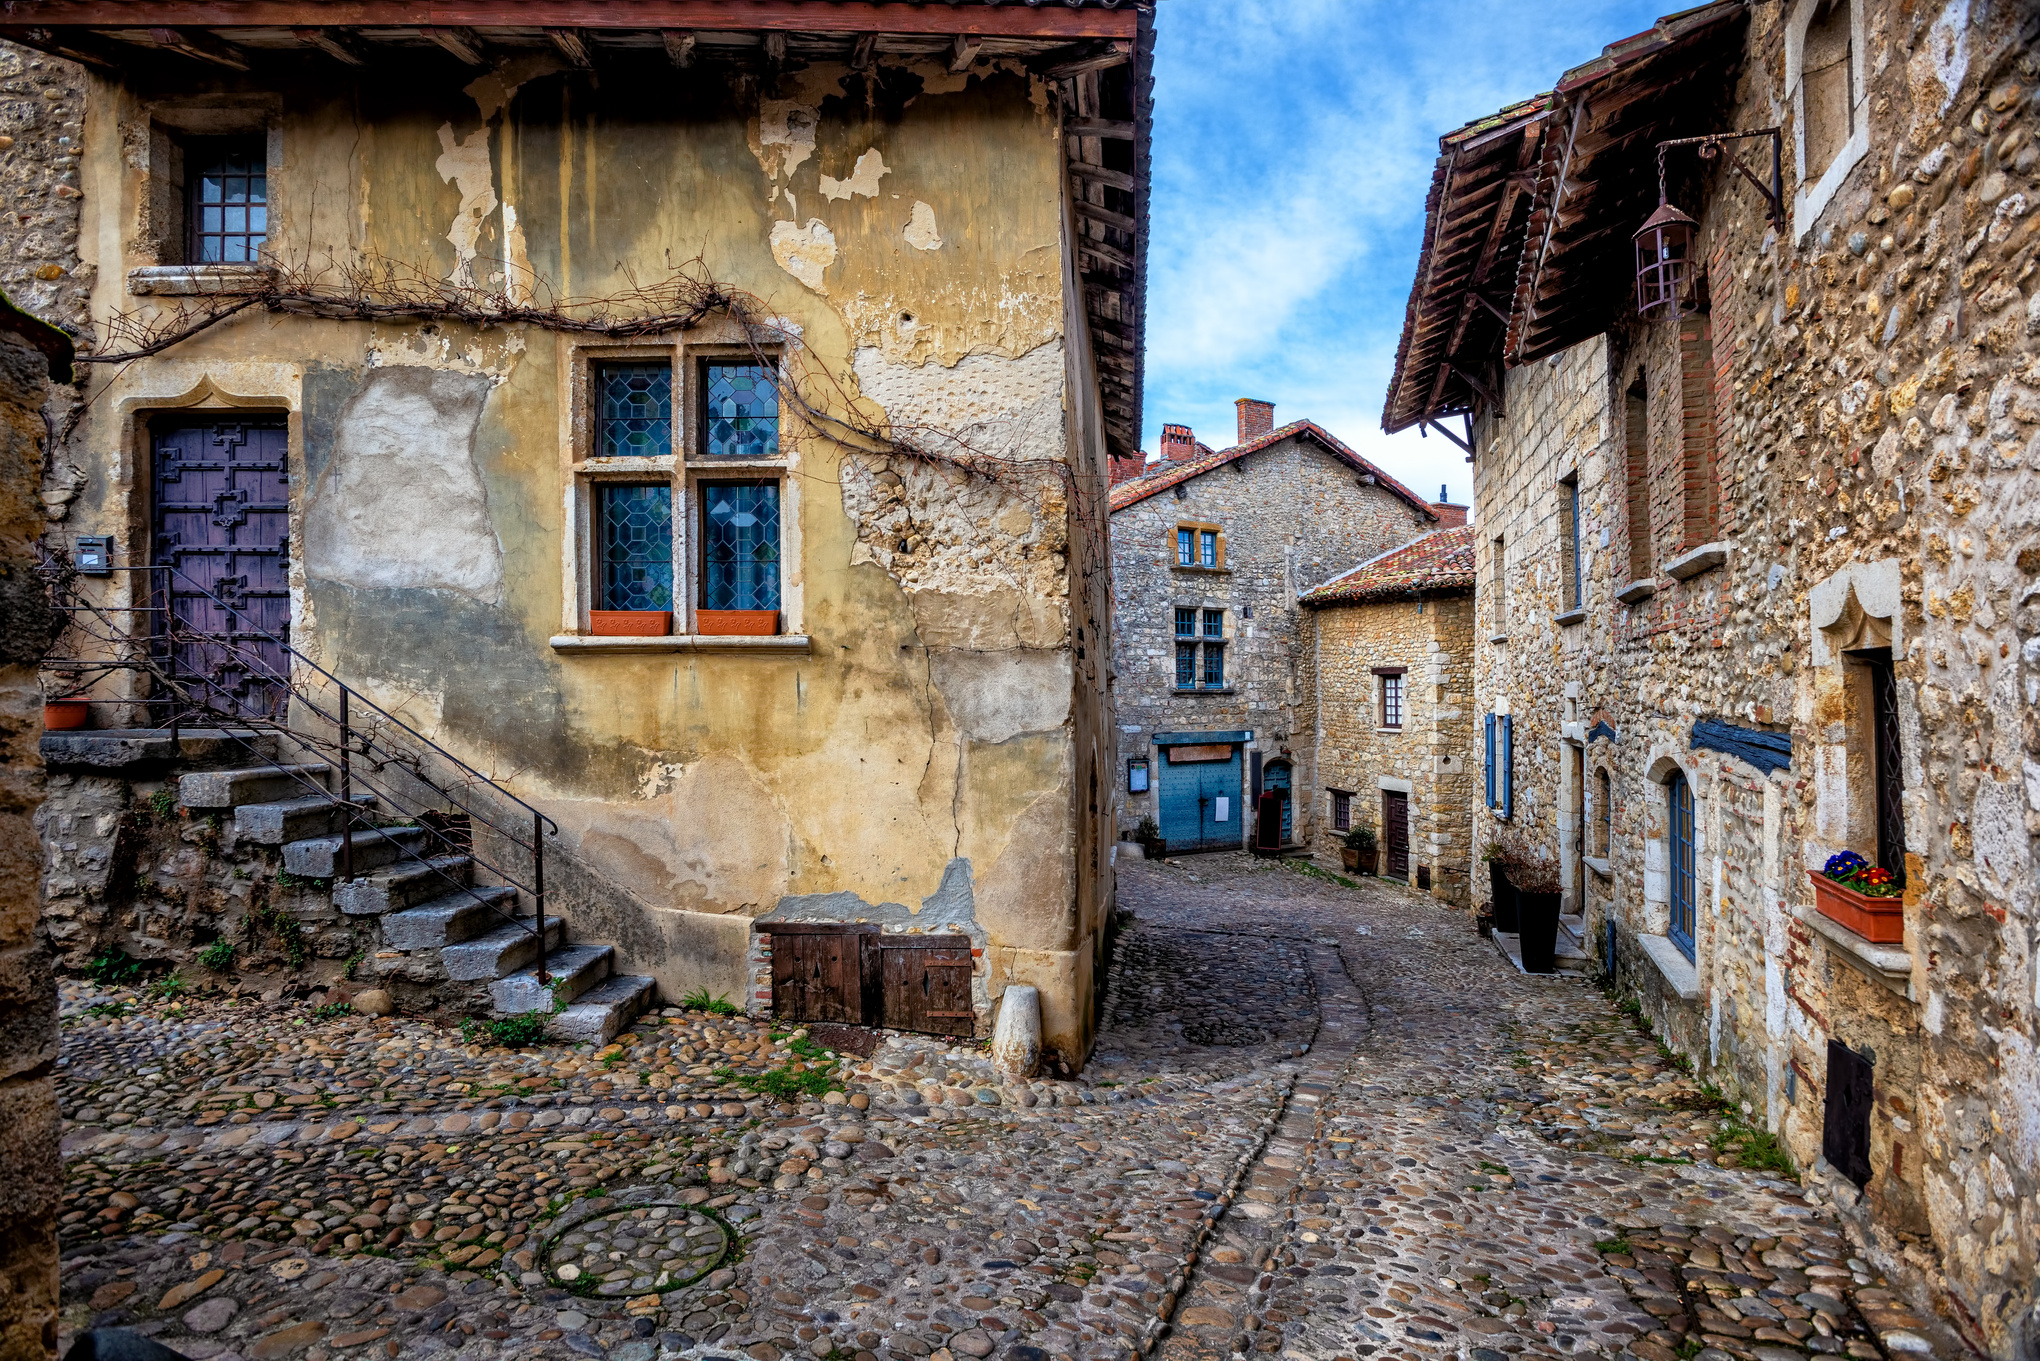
1158, 746, 1242, 852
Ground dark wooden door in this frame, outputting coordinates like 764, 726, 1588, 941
1823, 1040, 1874, 1187
880, 935, 975, 1037
152, 419, 291, 719
1383, 790, 1410, 880
768, 924, 876, 1024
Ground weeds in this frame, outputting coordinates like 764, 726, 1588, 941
147, 974, 192, 1001
85, 1000, 131, 1018
462, 1011, 552, 1048
248, 902, 308, 970
681, 988, 741, 1017
715, 1063, 842, 1103
1277, 858, 1361, 890
1593, 1238, 1634, 1255
146, 788, 177, 820
86, 947, 146, 986
310, 1001, 355, 1022
342, 949, 367, 982
1710, 1112, 1799, 1177
197, 939, 238, 972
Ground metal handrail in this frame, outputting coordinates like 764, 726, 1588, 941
46, 556, 555, 979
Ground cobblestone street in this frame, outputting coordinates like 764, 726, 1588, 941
56, 857, 1961, 1361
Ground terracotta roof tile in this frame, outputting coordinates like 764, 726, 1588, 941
1297, 525, 1476, 606
1108, 420, 1438, 519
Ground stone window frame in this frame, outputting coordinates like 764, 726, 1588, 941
1489, 533, 1508, 642
1174, 521, 1226, 572
1638, 748, 1703, 999
1373, 666, 1407, 732
1785, 0, 1870, 242
122, 95, 284, 294
1590, 764, 1614, 862
556, 329, 803, 648
1556, 469, 1585, 621
1171, 605, 1229, 692
1329, 788, 1352, 833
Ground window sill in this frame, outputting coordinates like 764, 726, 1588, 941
1638, 933, 1699, 1000
1615, 578, 1657, 604
1488, 633, 1508, 645
1664, 541, 1728, 582
128, 264, 276, 296
1795, 901, 1914, 1000
1376, 726, 1404, 734
1554, 607, 1587, 626
550, 634, 812, 656
1171, 564, 1232, 575
1173, 687, 1236, 695
1585, 855, 1612, 878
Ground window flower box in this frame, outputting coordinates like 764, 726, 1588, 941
43, 698, 90, 730
590, 610, 673, 637
1809, 869, 1903, 944
696, 610, 779, 637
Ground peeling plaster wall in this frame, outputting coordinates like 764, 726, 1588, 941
52, 54, 1107, 1065
1469, 5, 2039, 1350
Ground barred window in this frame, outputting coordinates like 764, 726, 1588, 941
1380, 673, 1404, 728
187, 138, 268, 264
1331, 790, 1351, 832
1202, 644, 1225, 688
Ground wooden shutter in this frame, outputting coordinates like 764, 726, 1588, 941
879, 935, 975, 1037
1822, 1040, 1874, 1188
1501, 715, 1514, 820
1484, 714, 1496, 809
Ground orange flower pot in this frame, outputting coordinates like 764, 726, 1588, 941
1809, 870, 1904, 944
589, 610, 673, 637
695, 610, 779, 636
43, 699, 90, 730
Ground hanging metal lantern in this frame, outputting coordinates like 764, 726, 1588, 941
1634, 194, 1698, 314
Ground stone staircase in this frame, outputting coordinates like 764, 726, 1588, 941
1488, 913, 1594, 977
178, 759, 655, 1043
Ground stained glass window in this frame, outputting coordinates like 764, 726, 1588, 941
597, 363, 673, 459
702, 482, 781, 610
188, 138, 268, 264
598, 484, 673, 611
703, 363, 779, 458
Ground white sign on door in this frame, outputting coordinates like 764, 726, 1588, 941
1215, 796, 1229, 822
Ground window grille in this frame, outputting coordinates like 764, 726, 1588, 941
1381, 674, 1404, 728
596, 363, 673, 459
701, 482, 781, 610
1869, 651, 1906, 887
188, 138, 268, 264
597, 484, 674, 611
1174, 607, 1196, 637
1175, 642, 1196, 688
1331, 790, 1351, 832
1201, 644, 1225, 688
1669, 771, 1697, 960
703, 363, 779, 458
1202, 609, 1223, 638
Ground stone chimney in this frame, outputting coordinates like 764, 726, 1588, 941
1235, 398, 1274, 445
1158, 423, 1197, 465
1107, 453, 1145, 486
1430, 483, 1468, 528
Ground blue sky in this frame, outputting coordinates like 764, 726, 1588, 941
1138, 0, 1670, 506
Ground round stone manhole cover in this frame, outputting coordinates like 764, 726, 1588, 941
542, 1204, 730, 1296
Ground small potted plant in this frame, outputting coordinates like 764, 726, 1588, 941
1136, 815, 1164, 861
1342, 827, 1377, 875
43, 685, 90, 731
1809, 851, 1904, 943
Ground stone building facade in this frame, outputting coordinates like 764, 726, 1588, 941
1108, 404, 1443, 853
1384, 2, 2040, 1353
1296, 526, 1477, 906
10, 3, 1157, 1069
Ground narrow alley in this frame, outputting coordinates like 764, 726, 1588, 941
54, 858, 1957, 1361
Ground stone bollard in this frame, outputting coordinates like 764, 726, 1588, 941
991, 984, 1041, 1079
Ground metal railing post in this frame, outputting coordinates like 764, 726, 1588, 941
339, 688, 354, 882
533, 809, 549, 985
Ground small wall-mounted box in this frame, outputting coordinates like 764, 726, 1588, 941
73, 535, 114, 576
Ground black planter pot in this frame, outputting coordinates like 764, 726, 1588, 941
1488, 862, 1519, 933
1517, 890, 1562, 973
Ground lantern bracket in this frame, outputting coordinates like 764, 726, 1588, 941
1655, 127, 1785, 233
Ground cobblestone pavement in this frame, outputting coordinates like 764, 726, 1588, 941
54, 855, 1961, 1361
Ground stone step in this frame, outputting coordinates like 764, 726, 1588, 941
235, 793, 377, 846
551, 975, 656, 1045
490, 943, 613, 1015
179, 763, 331, 810
282, 825, 431, 878
334, 855, 473, 917
442, 916, 564, 982
1489, 928, 1593, 977
381, 885, 521, 951
1557, 914, 1588, 951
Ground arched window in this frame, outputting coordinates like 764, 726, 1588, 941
1668, 771, 1696, 961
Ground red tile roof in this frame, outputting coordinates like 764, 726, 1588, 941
1107, 420, 1439, 519
1298, 525, 1476, 606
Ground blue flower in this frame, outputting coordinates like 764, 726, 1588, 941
1822, 851, 1868, 880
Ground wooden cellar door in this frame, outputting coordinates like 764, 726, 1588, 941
880, 935, 975, 1037
767, 923, 875, 1024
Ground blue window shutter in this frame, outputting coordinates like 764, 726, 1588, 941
1484, 714, 1496, 809
1502, 715, 1515, 819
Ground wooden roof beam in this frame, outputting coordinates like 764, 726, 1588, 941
1041, 40, 1130, 79
1065, 118, 1135, 140
0, 25, 122, 70
1420, 119, 1540, 417
145, 25, 249, 69
1068, 161, 1137, 193
948, 34, 981, 72
1072, 199, 1137, 235
848, 33, 876, 69
661, 29, 695, 66
292, 27, 365, 64
546, 27, 592, 68
420, 26, 485, 64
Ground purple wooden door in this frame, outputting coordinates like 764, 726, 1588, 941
152, 420, 291, 720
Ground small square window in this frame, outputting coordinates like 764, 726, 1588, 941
701, 481, 781, 610
1202, 609, 1223, 638
596, 362, 674, 459
1202, 644, 1225, 688
187, 137, 268, 265
1199, 530, 1218, 568
1332, 790, 1351, 832
703, 362, 779, 458
1177, 528, 1193, 566
1175, 641, 1196, 688
1175, 607, 1196, 638
597, 483, 674, 611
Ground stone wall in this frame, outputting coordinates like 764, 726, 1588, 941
1467, 5, 2040, 1353
1298, 590, 1475, 905
1110, 430, 1439, 847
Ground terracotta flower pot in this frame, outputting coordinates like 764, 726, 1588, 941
590, 610, 673, 637
696, 609, 779, 636
1809, 870, 1904, 944
43, 699, 90, 730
